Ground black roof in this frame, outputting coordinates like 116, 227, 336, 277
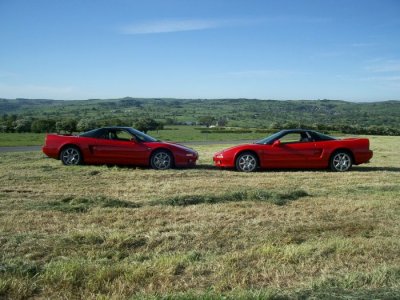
100, 126, 133, 130
280, 129, 315, 133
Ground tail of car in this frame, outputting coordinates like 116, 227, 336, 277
42, 133, 80, 159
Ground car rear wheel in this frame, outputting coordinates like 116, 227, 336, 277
151, 150, 173, 170
330, 151, 352, 172
60, 147, 82, 166
236, 152, 258, 172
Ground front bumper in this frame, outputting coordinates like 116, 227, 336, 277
175, 152, 198, 168
213, 155, 234, 168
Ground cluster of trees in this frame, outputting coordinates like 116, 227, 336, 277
2, 98, 400, 132
0, 115, 164, 134
272, 122, 400, 136
1, 113, 399, 136
197, 116, 228, 127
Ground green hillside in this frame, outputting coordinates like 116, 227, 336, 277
1, 98, 399, 134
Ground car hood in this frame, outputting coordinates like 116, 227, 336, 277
214, 143, 256, 154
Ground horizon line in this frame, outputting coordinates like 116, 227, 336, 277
1, 97, 399, 103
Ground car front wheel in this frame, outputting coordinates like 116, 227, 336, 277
60, 147, 82, 166
330, 151, 352, 172
236, 152, 258, 172
150, 150, 173, 170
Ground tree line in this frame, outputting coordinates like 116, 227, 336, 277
1, 114, 399, 136
0, 115, 164, 134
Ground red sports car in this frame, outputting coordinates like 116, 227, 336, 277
42, 127, 198, 169
213, 129, 373, 172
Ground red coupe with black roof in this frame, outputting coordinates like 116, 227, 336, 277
213, 129, 373, 172
42, 127, 198, 170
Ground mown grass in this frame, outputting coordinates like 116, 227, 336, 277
0, 135, 399, 299
29, 195, 141, 213
151, 189, 309, 206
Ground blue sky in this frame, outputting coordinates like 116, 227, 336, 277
0, 0, 399, 101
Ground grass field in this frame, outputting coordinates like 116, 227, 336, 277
0, 133, 46, 147
149, 126, 271, 142
0, 136, 399, 299
0, 126, 269, 147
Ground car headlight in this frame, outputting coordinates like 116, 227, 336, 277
215, 153, 224, 159
186, 153, 195, 157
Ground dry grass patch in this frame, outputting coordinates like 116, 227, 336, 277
150, 189, 309, 206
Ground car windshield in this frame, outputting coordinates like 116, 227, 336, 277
127, 128, 158, 142
255, 131, 285, 144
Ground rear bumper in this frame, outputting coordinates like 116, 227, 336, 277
355, 150, 373, 165
42, 146, 59, 159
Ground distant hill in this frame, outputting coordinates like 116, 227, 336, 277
1, 98, 399, 129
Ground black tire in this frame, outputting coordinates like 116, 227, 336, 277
235, 152, 258, 172
150, 150, 173, 170
60, 147, 83, 166
330, 151, 352, 172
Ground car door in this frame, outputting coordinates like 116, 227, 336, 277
262, 132, 317, 168
90, 129, 150, 165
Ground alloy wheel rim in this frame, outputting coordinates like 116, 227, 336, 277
238, 155, 256, 172
62, 148, 80, 165
333, 153, 351, 171
153, 152, 171, 170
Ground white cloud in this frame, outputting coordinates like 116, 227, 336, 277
365, 59, 400, 73
218, 69, 310, 79
360, 76, 400, 82
313, 51, 345, 58
119, 16, 330, 35
350, 42, 375, 48
119, 18, 235, 35
266, 16, 331, 24
359, 75, 400, 89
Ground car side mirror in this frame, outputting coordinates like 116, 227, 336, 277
272, 140, 281, 147
130, 138, 138, 143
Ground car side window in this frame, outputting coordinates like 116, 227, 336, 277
280, 133, 302, 144
114, 130, 133, 141
96, 130, 109, 139
280, 132, 313, 144
108, 131, 117, 140
301, 132, 313, 142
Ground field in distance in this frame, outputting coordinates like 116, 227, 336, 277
0, 136, 399, 299
0, 125, 275, 147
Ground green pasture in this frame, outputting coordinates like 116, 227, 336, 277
0, 126, 272, 147
0, 133, 46, 147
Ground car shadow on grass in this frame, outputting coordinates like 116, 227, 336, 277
198, 165, 400, 173
352, 166, 400, 172
250, 166, 400, 173
192, 164, 218, 170
77, 164, 400, 173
